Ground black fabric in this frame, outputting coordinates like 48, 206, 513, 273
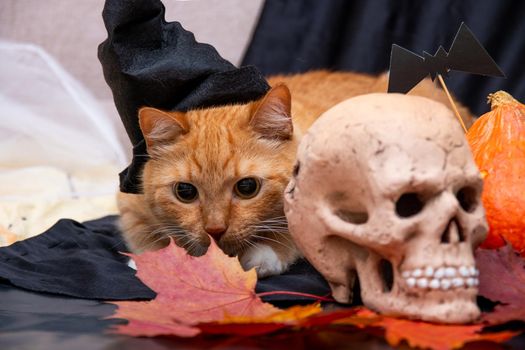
0, 217, 155, 300
256, 258, 331, 303
98, 0, 270, 193
242, 0, 525, 116
0, 216, 329, 303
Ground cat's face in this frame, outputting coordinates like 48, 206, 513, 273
139, 85, 298, 256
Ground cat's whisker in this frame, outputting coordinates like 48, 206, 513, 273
244, 216, 296, 253
139, 234, 170, 251
173, 231, 206, 255
179, 236, 194, 248
251, 226, 288, 233
251, 226, 290, 238
266, 234, 295, 248
243, 238, 257, 249
250, 234, 295, 251
258, 216, 287, 223
154, 227, 188, 236
226, 235, 248, 255
238, 239, 250, 253
254, 218, 288, 225
251, 221, 287, 227
242, 238, 266, 255
258, 218, 287, 222
132, 223, 193, 252
252, 226, 288, 232
254, 217, 288, 225
264, 228, 295, 244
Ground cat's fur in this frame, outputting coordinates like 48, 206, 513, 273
118, 70, 472, 278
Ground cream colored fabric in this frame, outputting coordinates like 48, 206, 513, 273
0, 41, 125, 246
0, 166, 119, 246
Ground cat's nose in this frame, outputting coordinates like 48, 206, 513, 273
205, 226, 228, 240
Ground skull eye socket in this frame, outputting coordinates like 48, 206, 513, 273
456, 186, 478, 213
395, 193, 424, 218
336, 209, 369, 224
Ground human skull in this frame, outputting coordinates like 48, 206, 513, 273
284, 93, 488, 323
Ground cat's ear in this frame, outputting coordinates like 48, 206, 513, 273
139, 107, 189, 149
250, 84, 293, 140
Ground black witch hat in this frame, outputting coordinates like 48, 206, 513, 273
98, 0, 270, 194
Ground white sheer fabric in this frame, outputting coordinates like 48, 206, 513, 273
0, 41, 127, 244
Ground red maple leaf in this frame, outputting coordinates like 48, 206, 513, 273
476, 244, 525, 324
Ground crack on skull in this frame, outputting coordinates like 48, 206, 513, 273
435, 144, 449, 170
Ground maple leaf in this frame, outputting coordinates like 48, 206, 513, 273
111, 239, 323, 337
334, 308, 517, 350
197, 304, 323, 336
112, 239, 285, 337
476, 244, 525, 324
110, 239, 518, 349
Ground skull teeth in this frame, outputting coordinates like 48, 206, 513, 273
402, 265, 479, 291
444, 267, 457, 278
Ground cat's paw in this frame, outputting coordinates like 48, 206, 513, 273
240, 244, 289, 278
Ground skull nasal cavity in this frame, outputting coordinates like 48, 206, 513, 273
395, 193, 424, 218
440, 218, 465, 243
336, 209, 369, 224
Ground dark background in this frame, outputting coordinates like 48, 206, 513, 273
243, 0, 525, 116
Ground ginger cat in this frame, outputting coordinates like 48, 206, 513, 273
118, 70, 471, 278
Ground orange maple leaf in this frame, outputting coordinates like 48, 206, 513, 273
334, 308, 517, 350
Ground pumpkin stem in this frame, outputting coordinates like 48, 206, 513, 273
487, 91, 518, 110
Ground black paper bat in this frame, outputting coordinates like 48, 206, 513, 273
388, 22, 505, 94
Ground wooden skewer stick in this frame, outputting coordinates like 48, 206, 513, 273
437, 74, 468, 133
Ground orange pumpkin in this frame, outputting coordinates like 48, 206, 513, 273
466, 91, 525, 253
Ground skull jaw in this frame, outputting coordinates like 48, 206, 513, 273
328, 248, 482, 324
361, 286, 480, 323
324, 259, 481, 324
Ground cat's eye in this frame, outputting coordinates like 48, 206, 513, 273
173, 182, 199, 203
234, 177, 261, 199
